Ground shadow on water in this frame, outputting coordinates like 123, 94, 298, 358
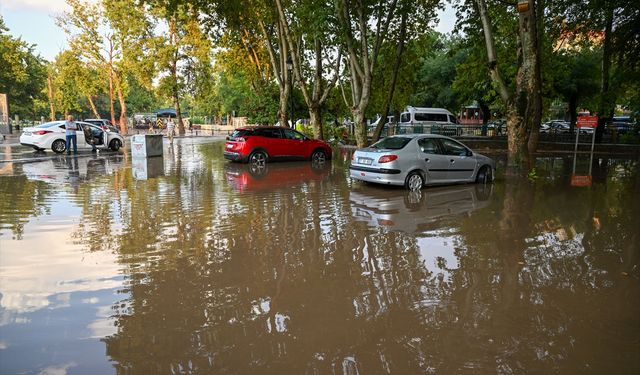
0, 140, 638, 374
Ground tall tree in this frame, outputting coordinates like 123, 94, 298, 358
474, 0, 542, 167
197, 0, 295, 127
0, 16, 47, 120
145, 1, 211, 135
59, 0, 151, 133
335, 0, 437, 147
275, 0, 342, 139
335, 0, 399, 147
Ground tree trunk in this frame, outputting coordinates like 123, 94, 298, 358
174, 87, 184, 134
505, 107, 528, 169
373, 12, 407, 143
527, 0, 544, 154
279, 84, 291, 127
309, 105, 323, 139
476, 0, 540, 168
169, 17, 185, 135
568, 95, 578, 132
517, 0, 540, 158
353, 108, 367, 147
108, 67, 116, 127
47, 74, 56, 121
258, 18, 290, 128
113, 73, 127, 134
87, 95, 99, 118
596, 5, 614, 143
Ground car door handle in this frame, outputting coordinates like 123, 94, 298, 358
450, 159, 455, 163
424, 158, 430, 162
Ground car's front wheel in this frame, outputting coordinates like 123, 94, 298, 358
476, 166, 494, 184
51, 139, 66, 154
109, 139, 122, 151
405, 171, 424, 191
249, 150, 267, 166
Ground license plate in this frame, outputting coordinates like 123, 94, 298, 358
23, 132, 31, 136
358, 158, 372, 165
226, 144, 233, 149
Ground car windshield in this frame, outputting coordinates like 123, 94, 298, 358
371, 137, 411, 150
36, 122, 62, 128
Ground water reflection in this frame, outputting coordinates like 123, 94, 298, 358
0, 141, 638, 374
224, 161, 331, 192
350, 184, 494, 233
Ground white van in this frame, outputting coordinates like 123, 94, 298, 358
397, 106, 460, 136
399, 106, 458, 125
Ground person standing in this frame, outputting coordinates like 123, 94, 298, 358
65, 115, 78, 154
166, 117, 175, 143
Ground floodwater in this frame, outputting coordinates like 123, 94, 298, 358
0, 139, 638, 374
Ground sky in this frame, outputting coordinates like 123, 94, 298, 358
1, 0, 457, 62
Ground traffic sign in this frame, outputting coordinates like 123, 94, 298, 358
571, 175, 592, 187
577, 115, 598, 128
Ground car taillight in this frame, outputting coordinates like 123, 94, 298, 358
33, 130, 51, 135
378, 155, 397, 163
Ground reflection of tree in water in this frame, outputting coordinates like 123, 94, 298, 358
0, 176, 54, 239
94, 145, 440, 373
422, 161, 640, 374
69, 147, 639, 373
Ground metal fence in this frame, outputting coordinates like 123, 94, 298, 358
369, 123, 639, 145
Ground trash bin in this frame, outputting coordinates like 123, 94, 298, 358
131, 134, 164, 157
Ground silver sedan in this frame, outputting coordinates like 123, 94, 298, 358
349, 134, 496, 190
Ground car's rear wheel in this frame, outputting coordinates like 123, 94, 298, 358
52, 139, 66, 154
311, 149, 327, 164
109, 139, 121, 151
405, 171, 424, 191
476, 166, 493, 184
249, 150, 267, 166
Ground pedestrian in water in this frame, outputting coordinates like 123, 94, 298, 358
65, 114, 78, 154
167, 117, 175, 143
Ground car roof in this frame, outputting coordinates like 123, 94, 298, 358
235, 126, 289, 130
383, 133, 452, 140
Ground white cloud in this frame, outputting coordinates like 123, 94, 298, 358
1, 0, 70, 14
38, 362, 77, 375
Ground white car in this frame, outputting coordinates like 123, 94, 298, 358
20, 121, 125, 153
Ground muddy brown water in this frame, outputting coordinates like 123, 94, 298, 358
0, 139, 639, 374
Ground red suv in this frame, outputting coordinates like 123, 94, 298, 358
224, 126, 332, 165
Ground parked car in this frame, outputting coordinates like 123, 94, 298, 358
19, 121, 125, 153
349, 134, 496, 190
223, 126, 333, 165
84, 118, 120, 133
547, 121, 570, 133
609, 116, 636, 135
539, 122, 551, 133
